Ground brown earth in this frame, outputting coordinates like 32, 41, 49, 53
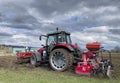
0, 56, 16, 69
0, 54, 120, 79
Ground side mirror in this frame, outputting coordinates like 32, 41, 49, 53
39, 35, 47, 40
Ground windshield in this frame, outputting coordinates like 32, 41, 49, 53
47, 35, 57, 46
47, 34, 72, 46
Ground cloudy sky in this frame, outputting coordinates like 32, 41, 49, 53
0, 0, 120, 49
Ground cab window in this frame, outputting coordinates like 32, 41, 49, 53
47, 35, 56, 46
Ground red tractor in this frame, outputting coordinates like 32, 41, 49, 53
17, 28, 82, 71
17, 28, 113, 77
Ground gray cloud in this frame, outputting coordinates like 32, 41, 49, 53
109, 28, 120, 35
81, 0, 120, 8
0, 32, 12, 37
0, 0, 120, 49
0, 23, 34, 30
31, 0, 80, 18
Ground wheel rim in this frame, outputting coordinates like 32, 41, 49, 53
30, 55, 36, 65
50, 51, 67, 70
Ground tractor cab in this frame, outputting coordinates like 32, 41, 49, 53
39, 29, 74, 53
46, 31, 72, 46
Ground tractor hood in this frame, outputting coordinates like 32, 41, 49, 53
71, 43, 79, 49
37, 48, 44, 53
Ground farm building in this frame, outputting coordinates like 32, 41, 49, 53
12, 46, 39, 54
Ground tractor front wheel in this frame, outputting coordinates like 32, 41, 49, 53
30, 54, 40, 67
49, 49, 73, 72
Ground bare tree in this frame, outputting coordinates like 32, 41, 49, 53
113, 46, 120, 53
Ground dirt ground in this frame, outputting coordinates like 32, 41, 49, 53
0, 54, 120, 79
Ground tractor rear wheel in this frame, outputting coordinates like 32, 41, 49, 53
49, 48, 73, 71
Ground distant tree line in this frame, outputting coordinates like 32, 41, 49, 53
111, 46, 120, 53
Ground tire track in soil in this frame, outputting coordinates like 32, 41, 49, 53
0, 55, 120, 79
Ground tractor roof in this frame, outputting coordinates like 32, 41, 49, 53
47, 31, 70, 36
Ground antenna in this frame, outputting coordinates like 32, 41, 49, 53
56, 27, 59, 32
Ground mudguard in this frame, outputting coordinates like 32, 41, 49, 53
51, 44, 74, 52
32, 52, 42, 62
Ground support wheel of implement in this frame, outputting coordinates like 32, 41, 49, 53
30, 54, 40, 67
106, 65, 112, 78
49, 49, 73, 71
